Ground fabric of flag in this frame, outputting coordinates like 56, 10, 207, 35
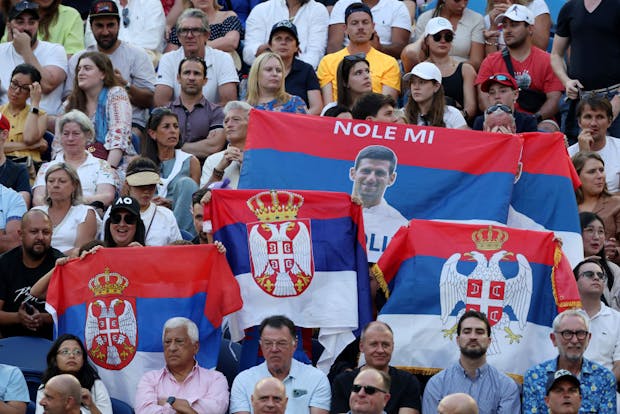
372, 219, 580, 378
509, 131, 583, 267
45, 245, 242, 405
208, 188, 372, 372
239, 110, 523, 262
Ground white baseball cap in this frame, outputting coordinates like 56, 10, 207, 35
423, 17, 455, 37
496, 4, 535, 25
403, 61, 442, 84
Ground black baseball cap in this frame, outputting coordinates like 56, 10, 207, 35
345, 2, 372, 22
269, 20, 299, 44
89, 0, 120, 19
9, 0, 39, 21
110, 196, 140, 217
545, 370, 581, 395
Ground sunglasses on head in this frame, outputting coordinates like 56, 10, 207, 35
431, 32, 454, 42
485, 104, 512, 115
488, 74, 512, 82
344, 53, 366, 62
351, 384, 387, 395
110, 213, 137, 225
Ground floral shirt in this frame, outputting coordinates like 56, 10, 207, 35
253, 95, 307, 114
522, 357, 616, 413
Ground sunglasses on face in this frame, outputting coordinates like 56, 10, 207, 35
578, 270, 607, 281
485, 104, 513, 115
431, 32, 454, 42
351, 384, 387, 395
110, 213, 137, 225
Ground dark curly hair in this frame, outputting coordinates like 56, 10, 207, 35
41, 334, 100, 390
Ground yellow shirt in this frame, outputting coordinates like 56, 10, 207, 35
1, 103, 47, 161
317, 47, 401, 102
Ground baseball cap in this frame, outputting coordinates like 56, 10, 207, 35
0, 113, 10, 131
269, 20, 299, 44
345, 2, 373, 22
496, 4, 535, 25
403, 61, 442, 84
110, 196, 140, 217
89, 0, 120, 19
480, 73, 518, 92
8, 0, 39, 21
423, 17, 455, 37
545, 370, 581, 395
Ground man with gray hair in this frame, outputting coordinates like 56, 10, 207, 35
437, 394, 479, 414
154, 8, 238, 107
39, 374, 82, 414
134, 317, 229, 414
522, 309, 617, 413
200, 101, 252, 189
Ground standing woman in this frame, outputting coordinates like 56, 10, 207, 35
33, 163, 99, 257
142, 108, 200, 234
422, 17, 477, 124
335, 54, 372, 110
63, 52, 136, 178
245, 52, 308, 113
404, 62, 468, 129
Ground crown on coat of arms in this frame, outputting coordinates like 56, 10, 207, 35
88, 268, 129, 296
472, 226, 508, 250
247, 190, 304, 222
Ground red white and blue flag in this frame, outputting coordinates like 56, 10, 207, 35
373, 219, 580, 377
208, 189, 372, 371
45, 245, 242, 405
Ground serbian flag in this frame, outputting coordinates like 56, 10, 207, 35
509, 132, 583, 267
372, 219, 580, 378
208, 189, 372, 372
45, 245, 242, 405
239, 110, 523, 262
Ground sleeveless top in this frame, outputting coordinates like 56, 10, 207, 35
442, 62, 465, 110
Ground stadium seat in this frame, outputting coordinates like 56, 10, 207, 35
0, 337, 52, 401
111, 397, 135, 414
27, 400, 36, 414
216, 338, 241, 387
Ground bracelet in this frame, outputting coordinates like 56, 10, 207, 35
212, 168, 225, 178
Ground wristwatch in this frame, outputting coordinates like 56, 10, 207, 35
30, 107, 39, 114
166, 396, 176, 406
125, 81, 131, 92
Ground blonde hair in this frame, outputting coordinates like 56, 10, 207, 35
246, 52, 290, 106
44, 162, 84, 206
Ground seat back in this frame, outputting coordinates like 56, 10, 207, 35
111, 397, 135, 414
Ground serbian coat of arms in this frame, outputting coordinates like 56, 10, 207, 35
247, 190, 315, 297
85, 269, 137, 369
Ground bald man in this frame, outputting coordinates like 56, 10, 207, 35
349, 368, 391, 414
0, 209, 63, 338
39, 374, 82, 414
251, 378, 288, 414
437, 394, 479, 414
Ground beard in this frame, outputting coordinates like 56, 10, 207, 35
24, 243, 48, 260
460, 344, 487, 359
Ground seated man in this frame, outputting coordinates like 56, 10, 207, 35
39, 374, 83, 414
252, 377, 288, 414
351, 93, 398, 123
544, 370, 582, 414
522, 309, 616, 413
0, 184, 27, 254
437, 394, 479, 414
348, 368, 391, 414
135, 317, 229, 414
0, 364, 30, 414
230, 315, 331, 414
331, 321, 421, 414
472, 73, 537, 133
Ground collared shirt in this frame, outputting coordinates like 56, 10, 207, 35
0, 364, 29, 403
0, 185, 26, 230
169, 96, 224, 145
584, 303, 620, 372
134, 363, 229, 414
522, 357, 617, 413
422, 362, 521, 414
230, 359, 331, 414
200, 148, 241, 188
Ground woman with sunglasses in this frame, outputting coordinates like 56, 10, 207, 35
579, 213, 620, 311
573, 152, 620, 263
402, 0, 484, 72
335, 54, 372, 110
36, 334, 112, 414
142, 108, 199, 234
422, 17, 477, 125
0, 64, 48, 168
403, 62, 468, 129
104, 196, 146, 247
245, 52, 307, 113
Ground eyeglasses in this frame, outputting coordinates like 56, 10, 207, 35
583, 226, 605, 237
431, 32, 454, 42
110, 213, 138, 225
344, 53, 366, 62
578, 270, 607, 281
178, 27, 207, 37
485, 104, 513, 115
9, 79, 31, 93
557, 330, 589, 340
351, 384, 387, 395
57, 349, 83, 357
260, 339, 293, 349
122, 8, 130, 27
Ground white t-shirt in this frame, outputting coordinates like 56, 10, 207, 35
156, 46, 238, 104
329, 0, 411, 47
0, 41, 67, 114
583, 303, 620, 372
415, 105, 467, 129
363, 198, 408, 262
568, 136, 620, 193
200, 149, 241, 188
33, 204, 101, 253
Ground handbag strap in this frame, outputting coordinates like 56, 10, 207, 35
501, 48, 516, 78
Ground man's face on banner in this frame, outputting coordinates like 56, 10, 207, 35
350, 158, 396, 208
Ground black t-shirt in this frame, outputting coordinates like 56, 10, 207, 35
331, 366, 422, 414
555, 0, 620, 90
285, 58, 321, 107
0, 246, 64, 338
0, 159, 31, 195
